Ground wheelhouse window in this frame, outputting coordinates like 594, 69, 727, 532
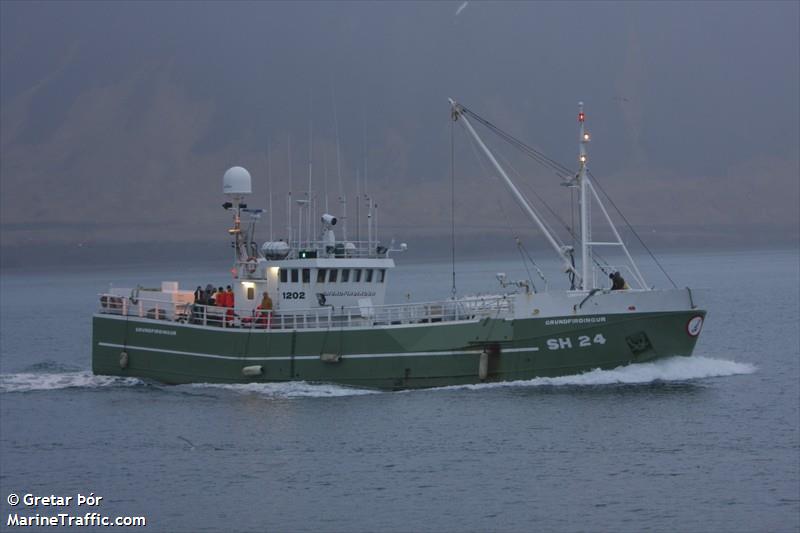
291, 269, 299, 283
279, 269, 287, 283
329, 269, 338, 282
365, 269, 373, 283
302, 268, 310, 283
317, 268, 327, 283
379, 269, 386, 283
353, 269, 362, 282
341, 269, 350, 282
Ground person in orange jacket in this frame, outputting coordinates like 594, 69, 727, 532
256, 292, 273, 327
222, 285, 235, 324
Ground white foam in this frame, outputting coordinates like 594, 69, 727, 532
189, 381, 379, 399
0, 371, 143, 393
0, 357, 755, 395
431, 356, 756, 392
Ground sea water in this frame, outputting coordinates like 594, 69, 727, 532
0, 248, 797, 532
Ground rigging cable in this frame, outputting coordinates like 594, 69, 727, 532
462, 115, 533, 241
462, 122, 542, 291
517, 238, 549, 289
459, 115, 613, 287
494, 187, 538, 292
460, 104, 674, 288
515, 236, 537, 293
495, 149, 567, 246
589, 170, 678, 288
460, 106, 574, 178
494, 145, 614, 278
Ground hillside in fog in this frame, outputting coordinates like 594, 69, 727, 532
2, 1, 798, 255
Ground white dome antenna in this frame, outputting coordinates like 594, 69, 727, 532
223, 166, 252, 200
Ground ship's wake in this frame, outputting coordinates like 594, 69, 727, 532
433, 355, 756, 392
0, 371, 144, 393
0, 356, 755, 396
188, 381, 379, 398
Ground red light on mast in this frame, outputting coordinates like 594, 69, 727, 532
578, 112, 585, 122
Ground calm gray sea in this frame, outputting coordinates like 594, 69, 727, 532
1, 248, 798, 533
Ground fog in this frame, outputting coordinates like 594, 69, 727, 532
1, 1, 798, 263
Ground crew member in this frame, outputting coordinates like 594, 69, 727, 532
256, 292, 273, 327
610, 271, 628, 290
206, 284, 217, 305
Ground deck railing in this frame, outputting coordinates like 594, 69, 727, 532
97, 293, 513, 331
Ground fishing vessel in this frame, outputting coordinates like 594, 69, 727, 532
92, 100, 705, 389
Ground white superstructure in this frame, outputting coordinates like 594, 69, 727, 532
222, 166, 405, 316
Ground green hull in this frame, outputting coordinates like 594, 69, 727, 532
92, 310, 705, 390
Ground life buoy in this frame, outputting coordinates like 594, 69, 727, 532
245, 257, 258, 274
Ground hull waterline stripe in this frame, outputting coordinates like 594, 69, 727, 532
97, 342, 539, 361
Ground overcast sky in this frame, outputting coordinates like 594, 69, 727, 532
1, 1, 798, 253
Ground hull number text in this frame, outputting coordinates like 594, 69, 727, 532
282, 291, 306, 300
546, 334, 607, 350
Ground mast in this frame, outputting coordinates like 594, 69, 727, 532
267, 137, 273, 241
308, 111, 313, 247
307, 88, 316, 247
332, 90, 348, 241
355, 170, 361, 245
576, 103, 649, 290
578, 102, 591, 289
450, 99, 580, 283
287, 134, 293, 245
323, 146, 329, 213
367, 196, 373, 253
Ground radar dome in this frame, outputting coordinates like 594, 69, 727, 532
223, 166, 252, 197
